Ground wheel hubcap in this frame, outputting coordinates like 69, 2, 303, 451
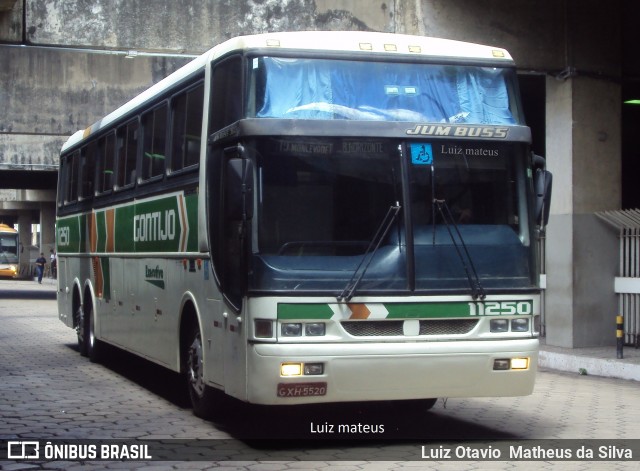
75, 307, 85, 343
187, 333, 205, 396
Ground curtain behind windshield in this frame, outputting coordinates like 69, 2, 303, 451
254, 58, 516, 125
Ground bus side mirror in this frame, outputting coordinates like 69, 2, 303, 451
225, 157, 254, 221
533, 154, 552, 227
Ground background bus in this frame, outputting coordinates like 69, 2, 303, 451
56, 31, 551, 417
0, 223, 20, 278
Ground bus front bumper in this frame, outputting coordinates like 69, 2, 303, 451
245, 338, 538, 405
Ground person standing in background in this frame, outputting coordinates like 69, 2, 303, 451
50, 249, 57, 278
35, 253, 46, 284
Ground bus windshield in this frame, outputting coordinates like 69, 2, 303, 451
250, 136, 536, 295
0, 232, 19, 264
249, 57, 520, 125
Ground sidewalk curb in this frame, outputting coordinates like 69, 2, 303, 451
539, 348, 640, 382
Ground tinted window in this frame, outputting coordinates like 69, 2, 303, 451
171, 83, 203, 171
96, 133, 115, 193
117, 120, 139, 188
210, 57, 242, 132
142, 103, 168, 180
79, 142, 96, 199
67, 151, 79, 203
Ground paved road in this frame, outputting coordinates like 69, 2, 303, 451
1, 279, 639, 470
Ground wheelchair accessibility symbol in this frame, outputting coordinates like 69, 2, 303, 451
410, 143, 433, 165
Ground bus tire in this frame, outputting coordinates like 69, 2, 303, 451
76, 305, 88, 357
422, 398, 438, 411
185, 323, 219, 418
87, 304, 104, 363
386, 398, 438, 414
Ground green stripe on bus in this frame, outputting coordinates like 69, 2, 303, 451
185, 193, 198, 251
385, 302, 470, 319
57, 192, 198, 254
56, 214, 84, 253
277, 303, 334, 320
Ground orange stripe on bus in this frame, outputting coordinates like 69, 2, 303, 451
105, 209, 115, 252
347, 303, 371, 319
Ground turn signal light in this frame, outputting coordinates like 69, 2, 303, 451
281, 363, 303, 376
493, 357, 530, 371
511, 357, 529, 370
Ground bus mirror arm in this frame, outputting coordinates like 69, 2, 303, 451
225, 156, 254, 221
533, 154, 552, 227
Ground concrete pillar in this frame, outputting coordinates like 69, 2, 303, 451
545, 76, 621, 348
17, 211, 32, 278
39, 203, 56, 253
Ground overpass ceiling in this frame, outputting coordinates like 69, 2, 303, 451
0, 170, 58, 190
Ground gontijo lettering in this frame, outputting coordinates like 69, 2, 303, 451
133, 210, 176, 242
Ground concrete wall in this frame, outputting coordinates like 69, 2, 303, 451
0, 46, 188, 168
20, 0, 393, 51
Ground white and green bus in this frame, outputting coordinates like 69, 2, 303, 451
56, 31, 552, 417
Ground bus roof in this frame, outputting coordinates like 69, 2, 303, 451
61, 31, 514, 153
0, 223, 17, 233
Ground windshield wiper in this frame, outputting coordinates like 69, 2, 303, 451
337, 202, 401, 303
433, 198, 486, 300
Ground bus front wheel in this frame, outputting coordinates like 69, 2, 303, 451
185, 324, 220, 418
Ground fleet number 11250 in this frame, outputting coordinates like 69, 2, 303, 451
468, 301, 533, 316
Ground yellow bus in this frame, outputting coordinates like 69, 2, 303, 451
56, 31, 551, 417
0, 223, 20, 278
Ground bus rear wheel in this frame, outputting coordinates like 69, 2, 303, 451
185, 323, 220, 418
87, 304, 103, 363
75, 305, 87, 357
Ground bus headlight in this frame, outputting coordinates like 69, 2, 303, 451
281, 323, 302, 337
280, 363, 303, 376
510, 357, 529, 370
490, 319, 509, 333
510, 318, 529, 332
280, 362, 324, 376
493, 358, 530, 370
304, 363, 324, 375
305, 323, 326, 336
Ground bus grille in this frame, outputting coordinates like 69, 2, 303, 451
341, 319, 479, 337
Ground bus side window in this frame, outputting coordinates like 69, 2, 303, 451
142, 103, 168, 180
67, 150, 79, 203
210, 56, 242, 132
97, 132, 115, 193
171, 82, 203, 171
79, 142, 96, 199
116, 120, 139, 188
57, 155, 69, 207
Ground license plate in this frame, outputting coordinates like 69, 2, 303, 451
277, 382, 327, 397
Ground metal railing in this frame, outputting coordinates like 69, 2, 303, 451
595, 209, 640, 347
